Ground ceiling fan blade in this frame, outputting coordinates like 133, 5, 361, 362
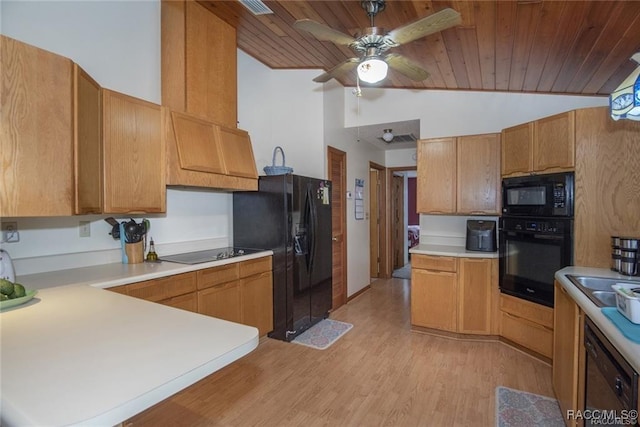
293, 19, 356, 46
384, 53, 430, 81
386, 8, 461, 46
312, 58, 361, 83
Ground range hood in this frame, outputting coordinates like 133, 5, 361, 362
610, 52, 640, 121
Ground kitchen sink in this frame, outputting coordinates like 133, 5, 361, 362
565, 275, 640, 307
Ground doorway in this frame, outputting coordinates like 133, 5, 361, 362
328, 146, 347, 310
388, 168, 418, 275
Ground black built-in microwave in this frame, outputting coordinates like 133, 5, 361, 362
502, 172, 574, 217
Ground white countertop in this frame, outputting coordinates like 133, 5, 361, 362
409, 243, 499, 258
555, 266, 640, 373
1, 253, 273, 426
16, 250, 273, 291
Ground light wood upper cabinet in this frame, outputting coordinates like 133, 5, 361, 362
74, 64, 102, 214
502, 111, 575, 177
457, 134, 501, 215
102, 89, 165, 213
417, 134, 500, 215
1, 35, 74, 217
416, 138, 457, 214
501, 122, 533, 176
162, 0, 237, 128
164, 109, 258, 191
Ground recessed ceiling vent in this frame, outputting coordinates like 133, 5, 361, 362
378, 133, 417, 143
239, 0, 274, 15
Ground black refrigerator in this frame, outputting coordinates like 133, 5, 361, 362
233, 174, 333, 341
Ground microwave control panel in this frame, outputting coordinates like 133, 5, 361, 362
553, 183, 566, 208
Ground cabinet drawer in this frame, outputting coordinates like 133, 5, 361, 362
501, 311, 553, 358
127, 272, 196, 302
500, 294, 553, 329
159, 292, 197, 313
239, 256, 272, 278
411, 254, 457, 272
197, 263, 239, 290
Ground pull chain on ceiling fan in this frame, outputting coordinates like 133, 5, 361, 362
293, 0, 461, 84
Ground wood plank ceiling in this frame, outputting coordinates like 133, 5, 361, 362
200, 0, 640, 96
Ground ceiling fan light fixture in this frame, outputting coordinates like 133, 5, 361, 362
382, 129, 394, 142
357, 58, 388, 83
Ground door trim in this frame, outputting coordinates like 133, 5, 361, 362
386, 166, 417, 277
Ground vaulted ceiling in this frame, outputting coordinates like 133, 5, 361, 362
201, 0, 640, 96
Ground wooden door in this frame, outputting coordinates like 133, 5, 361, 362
458, 258, 493, 334
411, 269, 457, 332
1, 35, 74, 216
74, 64, 102, 214
501, 122, 533, 176
102, 89, 165, 213
328, 146, 347, 310
369, 169, 380, 278
533, 111, 575, 172
391, 174, 404, 269
457, 133, 501, 215
416, 138, 456, 213
553, 281, 581, 427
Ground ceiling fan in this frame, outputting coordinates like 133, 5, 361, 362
293, 0, 461, 84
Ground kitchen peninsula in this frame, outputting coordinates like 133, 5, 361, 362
0, 251, 272, 426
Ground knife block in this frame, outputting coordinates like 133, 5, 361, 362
125, 241, 144, 264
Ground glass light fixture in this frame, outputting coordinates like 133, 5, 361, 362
357, 58, 388, 84
382, 129, 394, 142
610, 53, 640, 121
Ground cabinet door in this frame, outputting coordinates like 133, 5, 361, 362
171, 111, 226, 174
501, 122, 533, 176
240, 271, 273, 337
553, 281, 581, 426
217, 126, 258, 179
533, 111, 575, 172
102, 89, 165, 213
185, 1, 237, 128
458, 258, 493, 334
1, 35, 74, 216
416, 138, 456, 214
411, 268, 457, 331
457, 134, 501, 214
198, 281, 242, 323
74, 64, 102, 214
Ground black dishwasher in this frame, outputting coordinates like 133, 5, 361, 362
584, 317, 638, 426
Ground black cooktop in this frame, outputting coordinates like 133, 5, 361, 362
161, 247, 263, 265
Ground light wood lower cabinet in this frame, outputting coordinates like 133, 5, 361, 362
500, 293, 554, 358
553, 281, 584, 427
106, 256, 273, 337
411, 255, 497, 335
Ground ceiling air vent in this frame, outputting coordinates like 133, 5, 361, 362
239, 0, 274, 15
378, 133, 417, 143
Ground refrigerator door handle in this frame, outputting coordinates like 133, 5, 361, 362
306, 185, 317, 273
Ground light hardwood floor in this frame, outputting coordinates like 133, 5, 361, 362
127, 278, 553, 426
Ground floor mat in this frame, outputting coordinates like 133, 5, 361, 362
496, 386, 564, 427
391, 263, 411, 280
291, 319, 353, 350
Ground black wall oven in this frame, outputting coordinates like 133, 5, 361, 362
499, 217, 573, 307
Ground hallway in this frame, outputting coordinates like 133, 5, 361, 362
128, 278, 554, 426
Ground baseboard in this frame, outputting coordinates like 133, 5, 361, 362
347, 284, 371, 302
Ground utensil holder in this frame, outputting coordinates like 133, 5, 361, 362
124, 241, 144, 264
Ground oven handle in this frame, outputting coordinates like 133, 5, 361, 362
501, 231, 564, 241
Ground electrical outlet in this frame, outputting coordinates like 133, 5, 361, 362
79, 221, 91, 238
1, 222, 20, 243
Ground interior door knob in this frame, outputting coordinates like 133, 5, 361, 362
332, 236, 338, 241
